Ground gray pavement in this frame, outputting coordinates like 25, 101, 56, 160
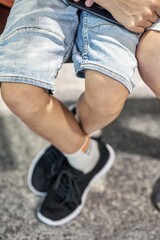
0, 65, 160, 240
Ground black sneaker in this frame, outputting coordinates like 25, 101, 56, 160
151, 178, 160, 211
154, 194, 160, 211
37, 140, 115, 226
28, 104, 101, 197
28, 144, 66, 197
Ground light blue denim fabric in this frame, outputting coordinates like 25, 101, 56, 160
0, 0, 140, 93
0, 0, 78, 93
73, 11, 140, 92
148, 19, 160, 31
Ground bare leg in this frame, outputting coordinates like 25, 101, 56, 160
1, 83, 85, 154
137, 30, 160, 99
1, 70, 129, 155
76, 70, 129, 134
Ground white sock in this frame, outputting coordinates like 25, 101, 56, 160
63, 137, 100, 174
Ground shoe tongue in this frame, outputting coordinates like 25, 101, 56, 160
49, 163, 82, 203
66, 161, 83, 176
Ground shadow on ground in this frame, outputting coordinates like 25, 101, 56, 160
0, 97, 160, 240
102, 98, 160, 159
0, 116, 18, 171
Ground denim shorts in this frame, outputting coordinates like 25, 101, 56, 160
148, 19, 160, 31
0, 0, 140, 94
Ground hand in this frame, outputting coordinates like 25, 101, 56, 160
73, 0, 160, 33
73, 0, 94, 7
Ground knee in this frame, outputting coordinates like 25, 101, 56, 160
137, 31, 160, 98
85, 72, 129, 118
88, 93, 126, 119
1, 83, 21, 113
1, 83, 48, 121
137, 30, 159, 75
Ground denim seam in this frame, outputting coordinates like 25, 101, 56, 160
63, 25, 78, 62
81, 12, 89, 61
0, 75, 53, 86
87, 22, 118, 29
0, 26, 71, 46
75, 62, 135, 92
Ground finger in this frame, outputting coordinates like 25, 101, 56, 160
126, 25, 145, 33
139, 20, 154, 29
155, 9, 160, 18
148, 12, 159, 23
85, 0, 94, 7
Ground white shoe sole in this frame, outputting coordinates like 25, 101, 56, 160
37, 144, 116, 226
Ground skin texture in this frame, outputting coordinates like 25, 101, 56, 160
1, 69, 129, 153
137, 30, 160, 99
73, 1, 160, 98
1, 0, 159, 156
74, 0, 160, 32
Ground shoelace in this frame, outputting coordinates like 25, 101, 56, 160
46, 157, 65, 180
42, 147, 66, 187
51, 167, 82, 207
